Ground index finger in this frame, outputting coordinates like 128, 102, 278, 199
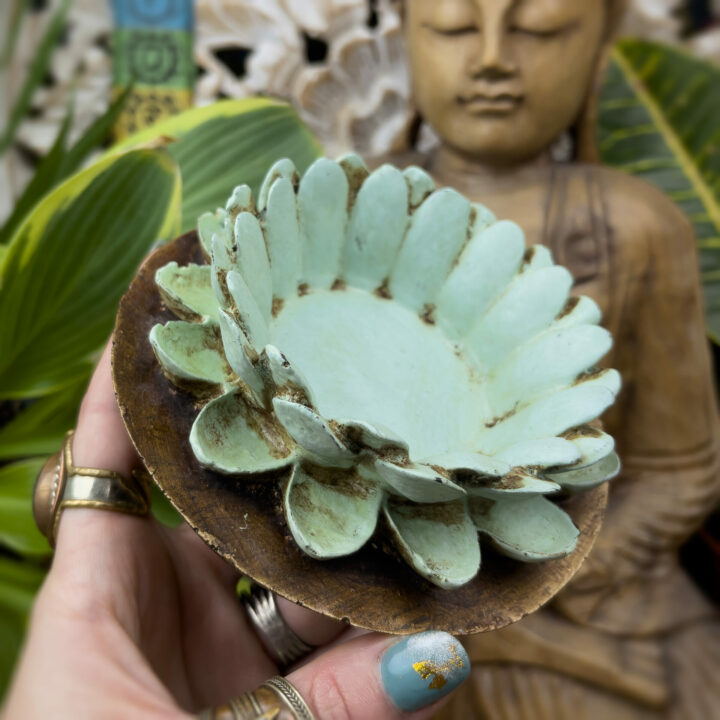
72, 340, 140, 477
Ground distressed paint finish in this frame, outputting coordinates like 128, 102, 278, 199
138, 156, 619, 591
113, 229, 608, 634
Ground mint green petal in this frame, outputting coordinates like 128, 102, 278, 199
403, 166, 435, 208
437, 220, 525, 339
233, 212, 272, 322
564, 428, 615, 470
285, 464, 382, 558
198, 208, 229, 256
155, 262, 218, 321
190, 390, 297, 474
470, 495, 579, 561
272, 398, 353, 463
384, 498, 480, 589
465, 471, 560, 499
149, 320, 230, 388
210, 234, 236, 309
487, 325, 613, 417
217, 310, 264, 400
466, 266, 573, 371
551, 295, 602, 331
257, 158, 298, 212
547, 451, 621, 491
331, 418, 408, 454
264, 345, 316, 406
298, 158, 349, 289
478, 377, 618, 455
418, 451, 509, 478
389, 188, 471, 313
342, 164, 408, 291
522, 244, 554, 271
264, 177, 302, 300
225, 184, 254, 215
226, 270, 269, 352
493, 437, 581, 469
372, 459, 466, 503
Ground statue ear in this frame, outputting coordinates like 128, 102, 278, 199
575, 44, 616, 164
604, 0, 629, 41
576, 0, 628, 162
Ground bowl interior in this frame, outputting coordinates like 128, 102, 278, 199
272, 287, 487, 459
113, 231, 608, 635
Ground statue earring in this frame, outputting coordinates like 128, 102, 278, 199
550, 131, 574, 163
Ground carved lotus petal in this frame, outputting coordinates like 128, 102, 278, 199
149, 155, 621, 588
285, 463, 383, 559
469, 495, 580, 562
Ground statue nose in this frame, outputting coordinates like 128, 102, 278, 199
469, 34, 517, 79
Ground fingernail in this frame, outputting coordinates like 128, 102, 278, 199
380, 631, 470, 712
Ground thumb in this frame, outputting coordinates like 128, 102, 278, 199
286, 631, 470, 719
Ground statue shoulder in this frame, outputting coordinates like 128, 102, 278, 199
586, 164, 696, 259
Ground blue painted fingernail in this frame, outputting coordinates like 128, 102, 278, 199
380, 631, 470, 712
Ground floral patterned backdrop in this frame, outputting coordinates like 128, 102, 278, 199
1, 0, 719, 223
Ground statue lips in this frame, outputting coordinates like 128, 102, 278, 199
457, 93, 524, 116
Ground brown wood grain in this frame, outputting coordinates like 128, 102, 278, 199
112, 231, 607, 635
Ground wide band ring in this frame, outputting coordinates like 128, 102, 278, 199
32, 430, 150, 547
197, 676, 315, 720
244, 587, 315, 669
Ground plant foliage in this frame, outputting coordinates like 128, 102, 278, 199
0, 85, 321, 701
112, 98, 323, 231
598, 39, 720, 341
0, 149, 181, 399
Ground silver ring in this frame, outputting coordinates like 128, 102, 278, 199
244, 587, 314, 669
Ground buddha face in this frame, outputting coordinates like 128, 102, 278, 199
405, 0, 606, 164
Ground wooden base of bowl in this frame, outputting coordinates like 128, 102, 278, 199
113, 231, 608, 635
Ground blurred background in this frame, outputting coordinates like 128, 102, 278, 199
3, 0, 720, 222
1, 0, 719, 706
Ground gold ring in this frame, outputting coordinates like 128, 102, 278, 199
33, 430, 150, 547
197, 676, 315, 720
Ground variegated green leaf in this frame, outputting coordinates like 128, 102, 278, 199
598, 40, 720, 341
0, 458, 50, 558
0, 556, 46, 700
112, 98, 322, 232
0, 376, 87, 461
0, 149, 181, 399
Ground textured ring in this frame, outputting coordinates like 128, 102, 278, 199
244, 587, 314, 669
32, 430, 150, 547
197, 675, 315, 720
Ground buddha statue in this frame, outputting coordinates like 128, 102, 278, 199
378, 1, 720, 718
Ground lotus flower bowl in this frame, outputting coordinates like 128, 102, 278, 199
145, 155, 620, 591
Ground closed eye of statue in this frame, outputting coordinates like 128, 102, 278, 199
508, 20, 580, 39
422, 22, 479, 38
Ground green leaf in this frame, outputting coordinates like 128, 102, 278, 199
0, 149, 182, 399
0, 555, 46, 701
1, 0, 31, 68
0, 0, 69, 154
149, 483, 183, 528
0, 103, 74, 247
58, 85, 134, 180
598, 40, 720, 341
112, 98, 323, 232
0, 457, 50, 559
0, 87, 133, 247
0, 375, 87, 461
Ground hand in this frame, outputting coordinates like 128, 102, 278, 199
2, 343, 470, 719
